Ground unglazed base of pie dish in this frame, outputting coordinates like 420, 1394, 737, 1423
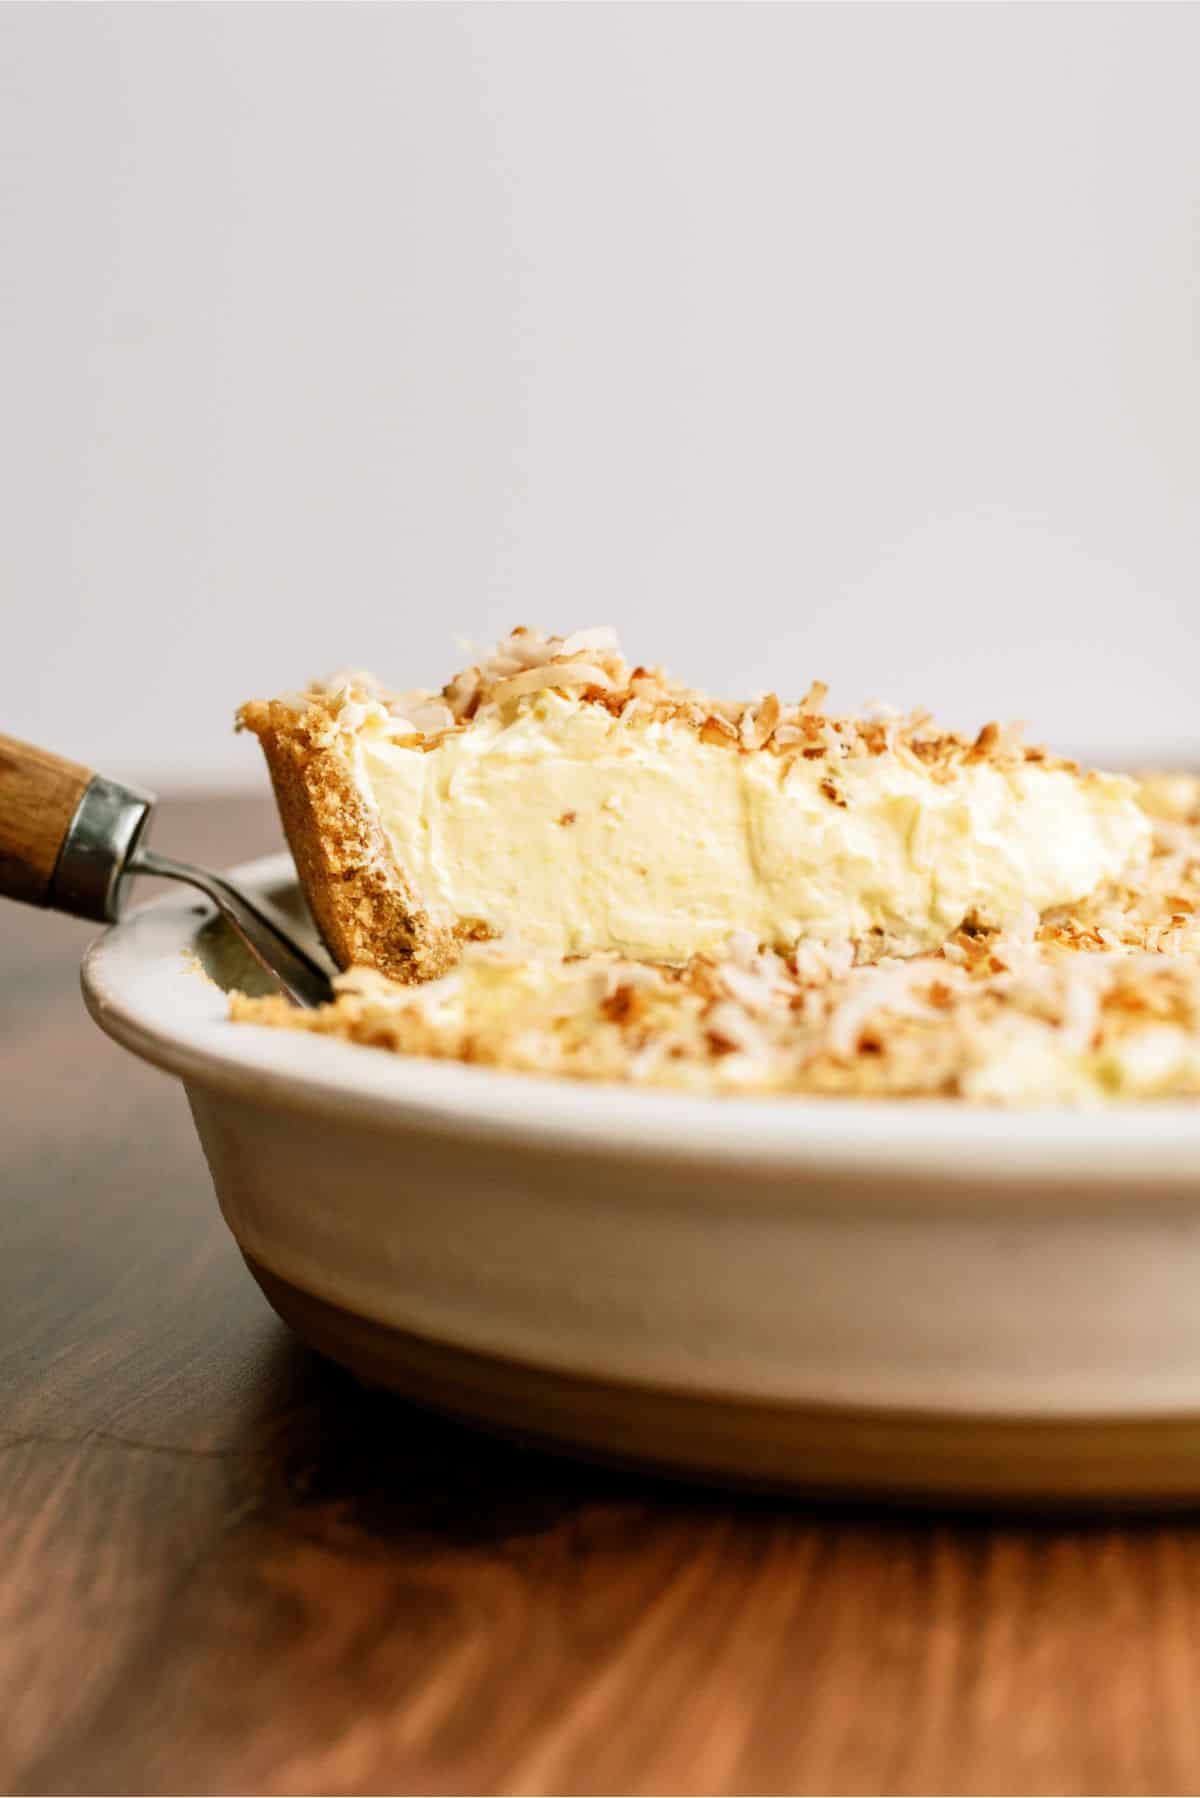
81, 854, 1200, 1506
244, 1255, 1200, 1506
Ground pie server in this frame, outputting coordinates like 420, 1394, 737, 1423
0, 734, 335, 1008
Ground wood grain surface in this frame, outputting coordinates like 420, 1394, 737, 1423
0, 733, 92, 908
8, 796, 1200, 1796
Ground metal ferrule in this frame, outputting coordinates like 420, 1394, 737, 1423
48, 776, 155, 924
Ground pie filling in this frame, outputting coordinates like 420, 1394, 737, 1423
353, 691, 1146, 964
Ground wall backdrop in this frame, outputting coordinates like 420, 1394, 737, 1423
3, 3, 1198, 788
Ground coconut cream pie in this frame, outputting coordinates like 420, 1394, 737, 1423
238, 626, 1148, 983
235, 628, 1198, 1103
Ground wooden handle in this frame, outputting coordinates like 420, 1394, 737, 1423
0, 734, 94, 908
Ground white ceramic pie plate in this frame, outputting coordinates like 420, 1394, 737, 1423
82, 853, 1200, 1505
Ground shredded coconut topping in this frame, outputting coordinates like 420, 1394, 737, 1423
283, 624, 1080, 777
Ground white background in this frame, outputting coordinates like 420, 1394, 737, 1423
2, 2, 1198, 790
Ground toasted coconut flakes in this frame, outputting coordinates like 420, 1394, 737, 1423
740, 691, 782, 749
719, 963, 783, 1013
561, 626, 622, 657
725, 929, 760, 966
791, 938, 856, 985
269, 626, 1081, 780
490, 660, 615, 705
700, 714, 739, 747
971, 721, 1001, 759
705, 1001, 767, 1056
389, 695, 456, 735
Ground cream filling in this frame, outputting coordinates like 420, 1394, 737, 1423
351, 694, 1151, 963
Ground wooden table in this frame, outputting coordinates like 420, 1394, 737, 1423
7, 796, 1200, 1796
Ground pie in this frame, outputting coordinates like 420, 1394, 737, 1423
234, 630, 1199, 1101
238, 627, 1147, 984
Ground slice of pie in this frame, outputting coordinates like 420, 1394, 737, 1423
237, 627, 1150, 984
